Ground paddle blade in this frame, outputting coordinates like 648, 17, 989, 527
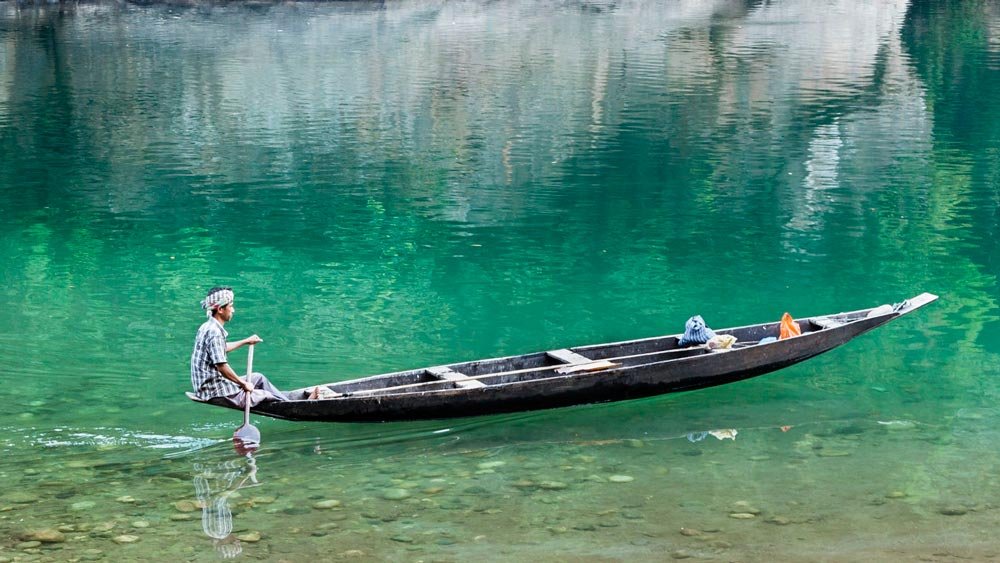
233, 424, 261, 455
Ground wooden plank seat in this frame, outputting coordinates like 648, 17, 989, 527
547, 349, 593, 364
427, 366, 487, 389
547, 349, 618, 375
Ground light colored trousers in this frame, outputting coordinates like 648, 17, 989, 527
223, 373, 290, 408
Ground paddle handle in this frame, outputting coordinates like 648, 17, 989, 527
243, 344, 254, 424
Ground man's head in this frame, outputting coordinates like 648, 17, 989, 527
201, 287, 235, 320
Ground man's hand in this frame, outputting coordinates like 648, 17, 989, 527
241, 379, 254, 393
245, 335, 263, 346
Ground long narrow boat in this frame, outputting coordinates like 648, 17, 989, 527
188, 293, 937, 422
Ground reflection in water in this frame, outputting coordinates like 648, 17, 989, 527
193, 453, 260, 559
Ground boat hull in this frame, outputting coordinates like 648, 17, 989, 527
228, 293, 937, 422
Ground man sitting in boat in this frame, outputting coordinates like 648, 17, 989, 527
190, 287, 292, 407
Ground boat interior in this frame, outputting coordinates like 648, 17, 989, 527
305, 307, 880, 399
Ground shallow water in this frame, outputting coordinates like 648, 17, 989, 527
2, 0, 1000, 560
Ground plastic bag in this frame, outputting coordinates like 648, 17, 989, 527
779, 312, 800, 339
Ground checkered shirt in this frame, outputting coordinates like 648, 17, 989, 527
190, 317, 241, 400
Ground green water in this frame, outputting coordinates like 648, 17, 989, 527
1, 0, 999, 560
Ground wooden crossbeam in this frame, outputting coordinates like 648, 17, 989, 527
427, 366, 487, 389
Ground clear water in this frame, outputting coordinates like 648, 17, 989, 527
1, 0, 999, 560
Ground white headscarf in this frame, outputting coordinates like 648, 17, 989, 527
201, 288, 234, 317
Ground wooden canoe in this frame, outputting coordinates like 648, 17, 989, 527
187, 293, 937, 422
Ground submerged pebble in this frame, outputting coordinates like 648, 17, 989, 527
608, 475, 634, 483
236, 531, 261, 542
539, 481, 568, 490
79, 549, 104, 561
731, 501, 761, 514
766, 516, 791, 525
729, 512, 756, 519
312, 499, 342, 509
6, 492, 39, 504
382, 489, 411, 501
112, 535, 140, 544
477, 461, 506, 470
23, 529, 65, 543
939, 506, 968, 516
173, 500, 198, 512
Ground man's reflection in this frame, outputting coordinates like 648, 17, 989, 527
193, 453, 260, 559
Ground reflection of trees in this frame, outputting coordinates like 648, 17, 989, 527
902, 0, 1000, 279
1, 0, 999, 384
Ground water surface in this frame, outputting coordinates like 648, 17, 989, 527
1, 0, 999, 560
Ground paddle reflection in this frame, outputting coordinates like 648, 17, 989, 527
192, 452, 261, 559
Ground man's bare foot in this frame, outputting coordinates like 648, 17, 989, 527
308, 387, 321, 400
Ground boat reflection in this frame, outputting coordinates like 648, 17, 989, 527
192, 452, 261, 559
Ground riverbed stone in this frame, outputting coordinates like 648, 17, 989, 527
729, 512, 756, 519
939, 506, 968, 516
236, 531, 261, 542
79, 549, 104, 561
731, 501, 761, 514
112, 535, 140, 544
24, 529, 65, 543
608, 475, 634, 483
766, 516, 791, 525
477, 461, 506, 470
312, 499, 342, 509
539, 481, 568, 490
7, 492, 40, 504
70, 501, 96, 511
382, 489, 411, 501
17, 541, 42, 549
173, 500, 198, 512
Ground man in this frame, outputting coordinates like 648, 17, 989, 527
191, 287, 291, 407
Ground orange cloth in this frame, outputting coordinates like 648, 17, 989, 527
779, 312, 801, 339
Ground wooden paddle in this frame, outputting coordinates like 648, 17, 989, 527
233, 344, 260, 449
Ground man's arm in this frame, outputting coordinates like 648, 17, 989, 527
217, 362, 254, 393
226, 334, 262, 353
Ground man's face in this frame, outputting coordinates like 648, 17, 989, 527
217, 302, 234, 322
